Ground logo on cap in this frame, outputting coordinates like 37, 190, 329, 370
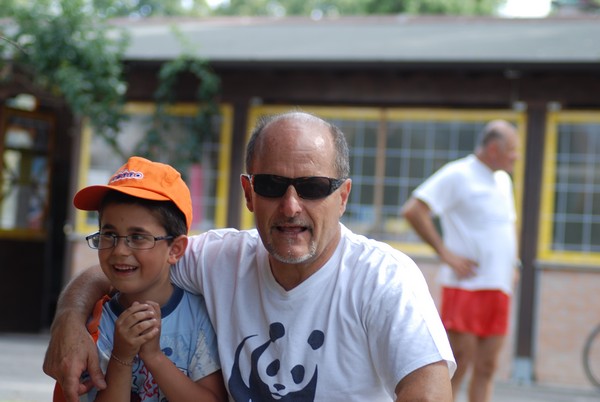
109, 169, 144, 184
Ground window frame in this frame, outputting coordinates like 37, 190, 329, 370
240, 105, 526, 257
538, 111, 600, 266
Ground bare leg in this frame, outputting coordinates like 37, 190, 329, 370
447, 330, 477, 401
468, 335, 505, 402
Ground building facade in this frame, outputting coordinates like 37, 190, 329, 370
1, 15, 600, 389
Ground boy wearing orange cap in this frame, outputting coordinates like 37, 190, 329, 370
58, 156, 226, 402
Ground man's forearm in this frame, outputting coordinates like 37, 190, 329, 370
402, 198, 446, 256
51, 265, 111, 332
44, 265, 112, 400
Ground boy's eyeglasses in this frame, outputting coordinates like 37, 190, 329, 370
86, 232, 174, 250
244, 174, 346, 200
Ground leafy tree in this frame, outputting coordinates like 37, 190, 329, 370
1, 0, 129, 154
1, 0, 221, 163
91, 0, 212, 18
213, 0, 357, 17
0, 0, 31, 18
0, 0, 213, 19
139, 51, 221, 171
365, 0, 502, 15
213, 0, 504, 16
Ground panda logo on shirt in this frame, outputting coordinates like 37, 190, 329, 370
228, 322, 325, 401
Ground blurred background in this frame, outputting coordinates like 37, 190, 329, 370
1, 0, 600, 397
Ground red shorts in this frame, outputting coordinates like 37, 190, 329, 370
440, 287, 510, 337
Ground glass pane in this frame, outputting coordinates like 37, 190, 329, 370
326, 116, 515, 242
591, 221, 600, 253
0, 151, 49, 230
332, 118, 378, 233
5, 126, 34, 149
0, 112, 53, 233
552, 122, 600, 253
379, 119, 483, 243
83, 109, 225, 232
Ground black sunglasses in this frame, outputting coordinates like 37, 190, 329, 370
245, 174, 347, 200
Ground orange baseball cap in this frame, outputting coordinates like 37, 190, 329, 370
74, 156, 193, 231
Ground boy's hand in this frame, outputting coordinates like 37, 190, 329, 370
112, 302, 158, 363
138, 301, 162, 361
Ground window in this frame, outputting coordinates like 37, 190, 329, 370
242, 106, 525, 255
75, 103, 232, 234
0, 108, 54, 238
539, 111, 600, 265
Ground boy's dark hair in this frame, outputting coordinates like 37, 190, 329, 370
98, 190, 188, 239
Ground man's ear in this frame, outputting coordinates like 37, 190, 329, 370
338, 178, 352, 217
241, 174, 255, 212
168, 235, 188, 264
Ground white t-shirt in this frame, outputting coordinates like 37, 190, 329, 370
413, 154, 517, 294
172, 224, 455, 401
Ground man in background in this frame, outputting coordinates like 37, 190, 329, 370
402, 120, 520, 402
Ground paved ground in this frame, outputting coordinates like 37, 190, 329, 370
457, 382, 600, 402
1, 331, 599, 402
0, 333, 54, 402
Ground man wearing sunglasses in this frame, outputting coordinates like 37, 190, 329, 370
44, 111, 455, 402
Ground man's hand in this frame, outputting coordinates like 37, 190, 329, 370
42, 265, 112, 402
43, 313, 106, 402
440, 249, 478, 279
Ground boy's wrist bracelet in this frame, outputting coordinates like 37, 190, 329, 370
111, 353, 134, 366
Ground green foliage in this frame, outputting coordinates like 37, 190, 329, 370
213, 0, 503, 16
91, 0, 212, 18
212, 0, 354, 16
1, 0, 129, 156
0, 0, 31, 18
137, 53, 221, 169
1, 0, 222, 165
366, 0, 502, 15
133, 26, 220, 169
